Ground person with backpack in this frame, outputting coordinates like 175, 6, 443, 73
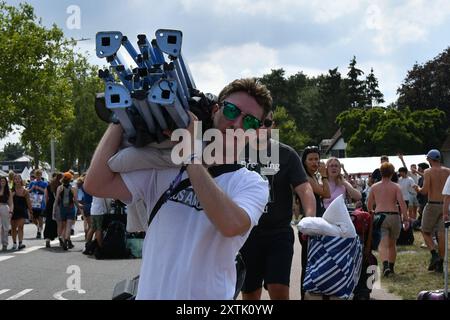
85, 78, 270, 299
83, 196, 110, 255
55, 172, 81, 251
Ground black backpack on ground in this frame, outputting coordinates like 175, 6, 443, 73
95, 220, 131, 259
397, 223, 414, 246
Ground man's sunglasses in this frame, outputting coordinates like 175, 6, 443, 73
222, 101, 263, 130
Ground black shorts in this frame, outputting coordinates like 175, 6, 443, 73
239, 228, 294, 293
32, 208, 44, 219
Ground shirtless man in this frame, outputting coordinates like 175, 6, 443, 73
414, 149, 450, 273
367, 162, 408, 277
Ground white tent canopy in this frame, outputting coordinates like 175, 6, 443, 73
324, 154, 428, 175
21, 166, 31, 182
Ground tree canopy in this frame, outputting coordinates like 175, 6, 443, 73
397, 47, 450, 123
336, 107, 447, 156
0, 2, 106, 171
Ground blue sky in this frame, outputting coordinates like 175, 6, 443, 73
2, 0, 450, 148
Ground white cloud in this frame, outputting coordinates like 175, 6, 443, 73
358, 60, 402, 105
179, 0, 361, 23
310, 0, 362, 23
364, 0, 450, 54
0, 127, 22, 151
189, 42, 279, 94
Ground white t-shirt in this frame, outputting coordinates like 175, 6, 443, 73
121, 167, 268, 300
408, 173, 419, 196
90, 196, 110, 216
443, 175, 450, 196
444, 176, 450, 213
398, 176, 415, 200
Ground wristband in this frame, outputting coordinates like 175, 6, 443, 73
184, 153, 202, 165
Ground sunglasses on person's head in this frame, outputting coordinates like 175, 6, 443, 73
221, 101, 262, 130
304, 146, 319, 152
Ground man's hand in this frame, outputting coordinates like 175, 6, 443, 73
318, 162, 327, 177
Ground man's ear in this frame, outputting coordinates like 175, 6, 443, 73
211, 103, 219, 119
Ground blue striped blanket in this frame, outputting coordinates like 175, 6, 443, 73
303, 235, 363, 299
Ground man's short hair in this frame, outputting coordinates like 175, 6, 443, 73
380, 155, 389, 162
380, 162, 395, 178
418, 162, 429, 170
398, 167, 407, 173
218, 78, 272, 117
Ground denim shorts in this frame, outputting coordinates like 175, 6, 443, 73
60, 206, 76, 221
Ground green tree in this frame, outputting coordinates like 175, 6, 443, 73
316, 67, 350, 139
54, 58, 106, 172
272, 106, 309, 151
336, 107, 447, 156
0, 2, 75, 168
397, 47, 450, 122
365, 68, 384, 107
346, 56, 366, 108
1, 142, 25, 161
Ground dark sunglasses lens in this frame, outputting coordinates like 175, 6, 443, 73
264, 119, 273, 127
223, 102, 241, 120
243, 116, 261, 130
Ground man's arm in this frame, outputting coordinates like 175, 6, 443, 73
186, 164, 252, 237
399, 154, 407, 171
294, 182, 316, 217
343, 180, 362, 201
367, 186, 375, 213
84, 124, 132, 202
415, 169, 430, 195
396, 186, 409, 226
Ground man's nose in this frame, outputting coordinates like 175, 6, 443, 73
229, 114, 244, 130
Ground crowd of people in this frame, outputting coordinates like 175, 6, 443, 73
0, 169, 116, 254
82, 77, 450, 300
1, 78, 449, 301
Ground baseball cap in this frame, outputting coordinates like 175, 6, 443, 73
426, 149, 441, 161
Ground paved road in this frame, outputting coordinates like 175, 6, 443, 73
0, 219, 141, 300
0, 220, 400, 300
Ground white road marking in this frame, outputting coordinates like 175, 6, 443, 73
0, 289, 11, 296
14, 246, 44, 254
72, 232, 85, 238
53, 288, 86, 300
6, 289, 33, 300
0, 256, 14, 262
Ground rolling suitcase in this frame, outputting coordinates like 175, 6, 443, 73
417, 221, 449, 300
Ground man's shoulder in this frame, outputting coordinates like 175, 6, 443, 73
277, 141, 297, 154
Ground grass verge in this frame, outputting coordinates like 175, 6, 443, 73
375, 230, 449, 300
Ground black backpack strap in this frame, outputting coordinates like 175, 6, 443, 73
147, 164, 243, 227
